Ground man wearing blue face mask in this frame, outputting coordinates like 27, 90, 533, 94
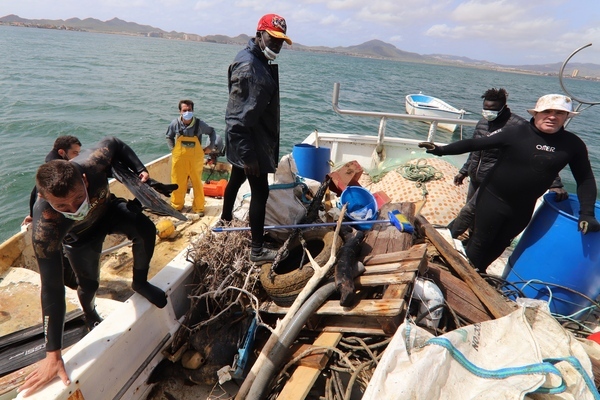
20, 137, 167, 397
220, 14, 292, 265
448, 88, 567, 239
166, 99, 217, 216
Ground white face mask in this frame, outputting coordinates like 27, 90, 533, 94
482, 105, 505, 121
52, 180, 91, 221
262, 46, 278, 61
181, 111, 193, 121
482, 109, 499, 121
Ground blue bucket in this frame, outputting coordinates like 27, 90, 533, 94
505, 193, 600, 316
340, 186, 378, 231
292, 144, 331, 183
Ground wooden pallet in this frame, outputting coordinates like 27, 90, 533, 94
260, 244, 427, 335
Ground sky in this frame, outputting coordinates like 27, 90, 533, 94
3, 0, 600, 65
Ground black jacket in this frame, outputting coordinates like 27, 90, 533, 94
459, 108, 526, 184
225, 38, 281, 173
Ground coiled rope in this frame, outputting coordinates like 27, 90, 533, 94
396, 158, 444, 214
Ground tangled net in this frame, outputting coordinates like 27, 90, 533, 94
168, 221, 268, 356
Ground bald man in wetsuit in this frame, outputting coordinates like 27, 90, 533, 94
20, 136, 167, 396
420, 94, 600, 273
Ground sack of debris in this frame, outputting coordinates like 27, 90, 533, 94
233, 154, 321, 241
363, 300, 598, 399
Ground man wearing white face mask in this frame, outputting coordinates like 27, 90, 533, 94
448, 88, 567, 239
166, 99, 217, 216
220, 14, 292, 265
20, 137, 167, 397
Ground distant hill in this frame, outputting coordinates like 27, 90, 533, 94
2, 14, 599, 79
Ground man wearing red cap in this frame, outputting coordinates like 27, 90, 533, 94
220, 14, 292, 264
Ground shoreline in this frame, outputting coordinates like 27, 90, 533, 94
2, 21, 599, 81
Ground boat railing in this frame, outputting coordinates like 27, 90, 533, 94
331, 82, 479, 149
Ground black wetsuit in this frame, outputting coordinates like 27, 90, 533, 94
434, 119, 597, 271
28, 149, 79, 289
32, 137, 157, 351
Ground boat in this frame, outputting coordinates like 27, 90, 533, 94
405, 93, 467, 132
1, 82, 598, 399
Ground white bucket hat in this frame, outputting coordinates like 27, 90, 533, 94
527, 94, 579, 117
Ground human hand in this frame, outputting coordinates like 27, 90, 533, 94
549, 187, 569, 202
19, 350, 70, 397
418, 142, 443, 156
22, 215, 33, 226
243, 161, 260, 177
139, 171, 150, 183
578, 214, 600, 235
453, 173, 466, 186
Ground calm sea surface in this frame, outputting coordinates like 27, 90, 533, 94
1, 25, 600, 243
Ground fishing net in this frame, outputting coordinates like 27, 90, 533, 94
359, 157, 468, 226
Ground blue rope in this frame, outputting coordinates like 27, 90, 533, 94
426, 337, 564, 393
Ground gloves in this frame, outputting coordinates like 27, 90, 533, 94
548, 187, 569, 202
578, 214, 600, 235
147, 179, 178, 197
454, 173, 466, 186
418, 142, 443, 156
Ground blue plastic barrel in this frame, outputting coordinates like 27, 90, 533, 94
340, 186, 379, 230
505, 193, 600, 316
292, 144, 331, 182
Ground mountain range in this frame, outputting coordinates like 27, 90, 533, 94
2, 14, 599, 79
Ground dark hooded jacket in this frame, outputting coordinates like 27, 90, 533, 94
225, 38, 280, 173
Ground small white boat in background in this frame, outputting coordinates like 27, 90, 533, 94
405, 93, 467, 132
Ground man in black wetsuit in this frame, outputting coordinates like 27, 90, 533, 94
448, 88, 567, 239
420, 94, 600, 272
20, 136, 167, 396
22, 136, 83, 289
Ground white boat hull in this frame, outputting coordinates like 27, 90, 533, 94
405, 94, 466, 132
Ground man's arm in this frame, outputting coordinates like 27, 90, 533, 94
21, 202, 73, 395
100, 136, 148, 179
165, 121, 176, 150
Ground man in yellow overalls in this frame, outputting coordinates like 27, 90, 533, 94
166, 100, 217, 216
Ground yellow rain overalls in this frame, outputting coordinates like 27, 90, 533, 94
170, 134, 204, 213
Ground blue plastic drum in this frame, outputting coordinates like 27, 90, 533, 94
292, 144, 331, 183
505, 193, 600, 317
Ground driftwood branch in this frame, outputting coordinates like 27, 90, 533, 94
235, 204, 347, 400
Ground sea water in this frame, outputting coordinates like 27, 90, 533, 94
1, 24, 600, 243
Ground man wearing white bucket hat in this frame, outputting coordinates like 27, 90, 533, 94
419, 94, 600, 272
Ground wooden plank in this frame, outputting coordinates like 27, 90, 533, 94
378, 244, 427, 334
363, 245, 427, 266
362, 258, 422, 275
277, 332, 343, 400
361, 203, 415, 257
262, 298, 405, 317
318, 319, 386, 336
355, 273, 413, 287
425, 263, 492, 323
414, 214, 517, 318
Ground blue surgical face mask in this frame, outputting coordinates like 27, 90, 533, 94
54, 184, 90, 221
182, 111, 193, 121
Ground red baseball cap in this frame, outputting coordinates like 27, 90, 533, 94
257, 14, 292, 45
